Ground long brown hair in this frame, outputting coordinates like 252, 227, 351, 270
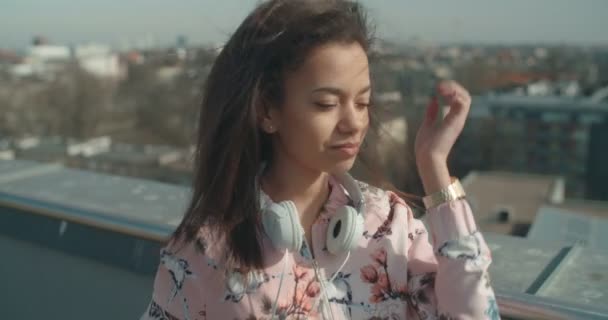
170, 0, 419, 269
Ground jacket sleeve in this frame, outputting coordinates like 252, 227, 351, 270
139, 248, 200, 320
400, 197, 500, 319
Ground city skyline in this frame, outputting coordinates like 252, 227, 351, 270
2, 0, 608, 50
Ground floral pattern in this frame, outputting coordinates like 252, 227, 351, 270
224, 269, 271, 303
259, 265, 321, 319
363, 210, 394, 241
140, 179, 500, 320
407, 271, 439, 319
436, 232, 482, 260
485, 296, 500, 320
360, 248, 408, 304
145, 300, 181, 320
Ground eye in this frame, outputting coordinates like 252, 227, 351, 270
356, 101, 371, 108
315, 102, 338, 109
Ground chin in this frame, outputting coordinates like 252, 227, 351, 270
326, 157, 357, 175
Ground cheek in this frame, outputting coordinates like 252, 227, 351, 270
275, 110, 338, 168
282, 113, 333, 151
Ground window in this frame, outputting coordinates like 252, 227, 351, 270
493, 205, 515, 223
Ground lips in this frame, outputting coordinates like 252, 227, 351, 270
331, 142, 360, 148
330, 142, 360, 157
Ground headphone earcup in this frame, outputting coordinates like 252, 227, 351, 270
326, 205, 364, 255
261, 201, 303, 252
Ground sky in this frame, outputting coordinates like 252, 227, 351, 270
1, 0, 607, 50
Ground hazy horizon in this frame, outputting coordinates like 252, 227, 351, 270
2, 0, 607, 50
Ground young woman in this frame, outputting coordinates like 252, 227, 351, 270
141, 1, 499, 319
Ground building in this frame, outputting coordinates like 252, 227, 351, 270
461, 171, 564, 236
66, 142, 191, 185
74, 44, 125, 79
0, 139, 15, 160
528, 202, 608, 251
587, 119, 608, 200
7, 136, 191, 186
14, 136, 69, 163
21, 43, 72, 77
451, 95, 608, 199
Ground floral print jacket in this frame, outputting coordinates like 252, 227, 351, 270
140, 176, 500, 320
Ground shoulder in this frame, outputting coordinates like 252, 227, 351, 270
148, 229, 230, 320
354, 179, 419, 247
355, 179, 412, 220
164, 227, 228, 271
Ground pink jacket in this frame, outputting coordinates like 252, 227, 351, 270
140, 176, 500, 319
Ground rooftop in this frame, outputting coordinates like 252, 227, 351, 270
0, 159, 186, 239
477, 94, 608, 113
528, 205, 608, 251
552, 198, 608, 218
1, 159, 607, 319
461, 171, 564, 234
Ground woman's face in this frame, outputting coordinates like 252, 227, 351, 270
265, 42, 371, 174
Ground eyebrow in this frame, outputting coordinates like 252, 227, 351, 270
311, 85, 371, 96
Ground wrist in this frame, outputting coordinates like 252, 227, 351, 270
417, 159, 451, 195
422, 177, 466, 209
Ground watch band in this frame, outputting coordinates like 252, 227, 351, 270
422, 177, 466, 209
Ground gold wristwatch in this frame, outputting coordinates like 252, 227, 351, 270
422, 177, 466, 209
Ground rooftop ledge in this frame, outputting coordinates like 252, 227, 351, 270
1, 159, 607, 320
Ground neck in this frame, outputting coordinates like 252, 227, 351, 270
261, 157, 331, 234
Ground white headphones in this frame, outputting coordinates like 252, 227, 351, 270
258, 169, 365, 255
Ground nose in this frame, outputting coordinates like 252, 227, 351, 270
337, 101, 369, 134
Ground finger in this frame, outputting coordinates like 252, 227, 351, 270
442, 94, 469, 126
437, 80, 471, 101
448, 81, 469, 96
440, 84, 470, 112
437, 80, 457, 96
424, 95, 439, 126
448, 91, 471, 110
435, 80, 471, 126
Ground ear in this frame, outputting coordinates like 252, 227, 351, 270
256, 98, 279, 134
